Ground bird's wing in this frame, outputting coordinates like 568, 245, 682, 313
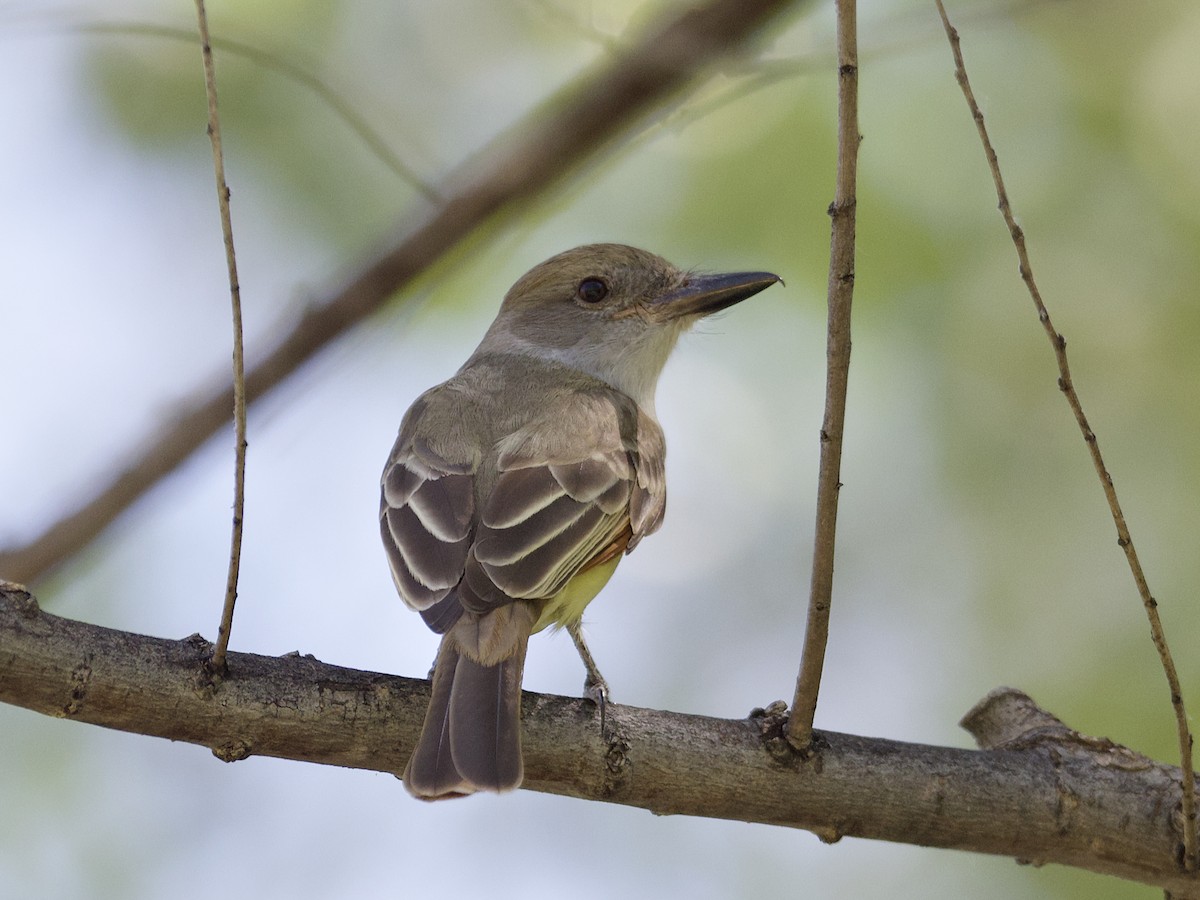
464, 456, 633, 606
380, 394, 479, 633
462, 391, 666, 610
381, 385, 667, 634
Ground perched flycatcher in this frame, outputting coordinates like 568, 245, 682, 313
380, 243, 778, 799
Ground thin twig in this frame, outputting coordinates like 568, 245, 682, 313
194, 0, 245, 676
630, 0, 1047, 146
71, 19, 440, 203
933, 0, 1197, 872
0, 0, 800, 585
787, 0, 859, 751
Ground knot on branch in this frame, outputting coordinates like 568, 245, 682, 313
178, 633, 223, 697
212, 739, 253, 763
751, 700, 822, 770
603, 729, 632, 785
0, 582, 38, 618
63, 655, 94, 717
826, 198, 857, 218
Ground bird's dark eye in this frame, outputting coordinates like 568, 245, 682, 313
576, 278, 608, 304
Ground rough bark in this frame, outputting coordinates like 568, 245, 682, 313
1, 584, 1194, 895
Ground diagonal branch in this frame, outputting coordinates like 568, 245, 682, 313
0, 0, 802, 585
0, 582, 1196, 894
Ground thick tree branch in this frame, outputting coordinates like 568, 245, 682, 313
0, 0, 802, 585
0, 584, 1195, 894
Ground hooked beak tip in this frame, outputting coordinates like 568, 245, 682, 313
648, 270, 781, 321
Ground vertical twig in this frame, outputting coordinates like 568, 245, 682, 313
933, 0, 1196, 872
787, 0, 859, 750
194, 0, 246, 677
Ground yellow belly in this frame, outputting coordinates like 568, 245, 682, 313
532, 556, 622, 633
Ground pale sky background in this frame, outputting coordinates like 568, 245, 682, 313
3, 1, 1199, 898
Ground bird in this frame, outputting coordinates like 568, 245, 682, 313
379, 243, 779, 799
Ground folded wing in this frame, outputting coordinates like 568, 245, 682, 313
380, 382, 667, 635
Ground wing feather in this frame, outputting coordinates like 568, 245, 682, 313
381, 508, 451, 609
548, 459, 620, 503
478, 504, 614, 598
384, 502, 471, 591
480, 466, 565, 529
473, 493, 590, 567
382, 367, 668, 635
380, 420, 477, 615
594, 479, 632, 515
408, 472, 474, 542
382, 461, 423, 508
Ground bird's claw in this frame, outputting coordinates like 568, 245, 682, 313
568, 621, 613, 733
584, 673, 611, 734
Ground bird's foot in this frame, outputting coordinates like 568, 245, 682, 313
567, 621, 612, 732
583, 672, 610, 734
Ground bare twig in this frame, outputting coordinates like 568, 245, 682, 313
648, 0, 1053, 144
0, 0, 802, 585
193, 1, 245, 675
934, 0, 1197, 871
787, 0, 859, 750
70, 19, 440, 202
1, 583, 1198, 894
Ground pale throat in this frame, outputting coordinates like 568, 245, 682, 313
499, 325, 685, 416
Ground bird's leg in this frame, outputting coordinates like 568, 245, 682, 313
567, 621, 610, 721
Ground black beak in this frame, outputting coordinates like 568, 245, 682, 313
646, 270, 781, 322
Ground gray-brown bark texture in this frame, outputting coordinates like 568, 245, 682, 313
1, 584, 1195, 894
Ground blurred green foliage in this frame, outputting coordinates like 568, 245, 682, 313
5, 1, 1200, 898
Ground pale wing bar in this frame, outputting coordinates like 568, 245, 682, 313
381, 455, 475, 612
472, 458, 633, 602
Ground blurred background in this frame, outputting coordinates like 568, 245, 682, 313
2, 0, 1198, 897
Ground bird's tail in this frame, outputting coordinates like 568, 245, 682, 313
404, 624, 530, 800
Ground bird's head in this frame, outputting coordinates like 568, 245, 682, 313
475, 243, 779, 411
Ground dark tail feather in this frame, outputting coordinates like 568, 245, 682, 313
404, 635, 528, 800
404, 641, 469, 799
448, 638, 526, 792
